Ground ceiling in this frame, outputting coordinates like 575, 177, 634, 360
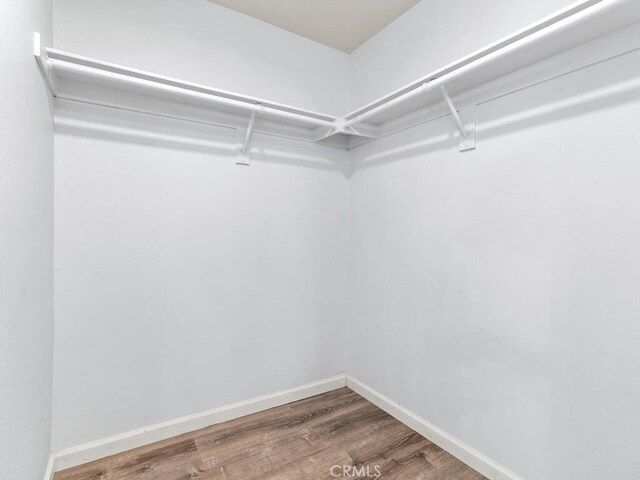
206, 0, 421, 53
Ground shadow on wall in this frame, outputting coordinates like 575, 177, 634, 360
249, 134, 349, 175
349, 47, 640, 174
54, 99, 350, 175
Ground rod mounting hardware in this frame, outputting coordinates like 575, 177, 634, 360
436, 85, 476, 152
236, 105, 264, 166
331, 118, 354, 136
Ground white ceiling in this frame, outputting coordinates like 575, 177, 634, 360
206, 0, 421, 53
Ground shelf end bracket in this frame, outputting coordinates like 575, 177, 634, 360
33, 32, 57, 98
236, 106, 262, 166
438, 85, 475, 152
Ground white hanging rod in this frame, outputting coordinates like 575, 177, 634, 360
344, 0, 626, 128
34, 0, 636, 150
42, 48, 337, 129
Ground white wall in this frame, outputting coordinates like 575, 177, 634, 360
0, 0, 54, 478
52, 0, 351, 451
51, 26, 350, 451
53, 104, 349, 450
349, 0, 576, 109
54, 0, 350, 116
51, 2, 640, 478
349, 25, 640, 480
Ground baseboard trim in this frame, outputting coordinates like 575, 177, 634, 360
54, 373, 347, 471
53, 373, 525, 480
346, 375, 525, 480
43, 454, 56, 480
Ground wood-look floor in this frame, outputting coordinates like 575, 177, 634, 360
54, 388, 486, 480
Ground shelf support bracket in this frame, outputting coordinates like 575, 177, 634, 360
236, 106, 262, 166
313, 118, 377, 143
438, 85, 475, 152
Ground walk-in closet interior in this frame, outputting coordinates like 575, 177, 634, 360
2, 1, 640, 479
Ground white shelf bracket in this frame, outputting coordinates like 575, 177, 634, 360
313, 125, 338, 143
33, 32, 57, 98
236, 106, 263, 166
438, 85, 476, 152
312, 118, 378, 143
340, 122, 376, 139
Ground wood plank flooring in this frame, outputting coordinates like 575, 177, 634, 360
54, 388, 486, 480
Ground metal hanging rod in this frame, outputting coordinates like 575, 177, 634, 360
54, 95, 350, 153
33, 0, 638, 156
40, 45, 337, 129
343, 0, 628, 127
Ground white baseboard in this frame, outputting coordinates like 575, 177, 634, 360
54, 373, 347, 471
346, 375, 526, 480
43, 454, 56, 480
53, 373, 524, 480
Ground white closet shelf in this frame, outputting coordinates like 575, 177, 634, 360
338, 0, 640, 150
34, 0, 640, 156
